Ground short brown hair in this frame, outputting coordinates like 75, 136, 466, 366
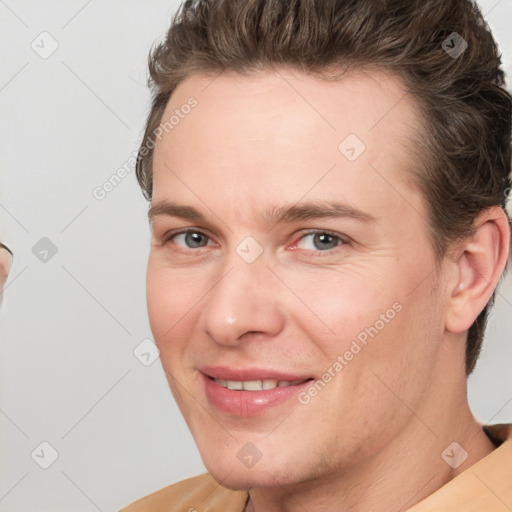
136, 0, 511, 375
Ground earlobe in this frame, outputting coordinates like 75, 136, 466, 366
445, 207, 511, 334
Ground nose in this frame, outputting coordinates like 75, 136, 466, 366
200, 259, 285, 347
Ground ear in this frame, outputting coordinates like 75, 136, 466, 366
445, 207, 511, 334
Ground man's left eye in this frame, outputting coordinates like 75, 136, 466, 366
295, 232, 344, 251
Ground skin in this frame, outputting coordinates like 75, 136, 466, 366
147, 68, 510, 512
0, 243, 12, 301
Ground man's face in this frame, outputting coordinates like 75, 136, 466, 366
148, 69, 448, 488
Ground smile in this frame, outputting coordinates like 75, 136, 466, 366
201, 370, 315, 416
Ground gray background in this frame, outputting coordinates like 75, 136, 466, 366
0, 1, 511, 510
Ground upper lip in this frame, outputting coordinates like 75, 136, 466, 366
200, 365, 313, 382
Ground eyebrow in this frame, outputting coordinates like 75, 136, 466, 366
148, 202, 204, 223
148, 200, 377, 225
265, 202, 377, 225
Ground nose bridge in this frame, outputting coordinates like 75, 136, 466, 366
200, 251, 283, 345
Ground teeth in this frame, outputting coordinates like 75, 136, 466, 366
243, 380, 263, 391
262, 379, 278, 389
214, 378, 305, 391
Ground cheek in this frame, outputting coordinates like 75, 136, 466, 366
285, 263, 440, 380
146, 262, 202, 350
146, 266, 171, 340
280, 266, 399, 350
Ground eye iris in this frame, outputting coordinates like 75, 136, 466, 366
314, 233, 338, 250
185, 232, 207, 248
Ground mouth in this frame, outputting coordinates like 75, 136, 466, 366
199, 366, 315, 416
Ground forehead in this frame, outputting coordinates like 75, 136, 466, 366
152, 68, 423, 225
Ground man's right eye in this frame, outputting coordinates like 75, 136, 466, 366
167, 230, 211, 249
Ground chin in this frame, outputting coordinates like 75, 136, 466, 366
203, 454, 302, 491
206, 469, 281, 491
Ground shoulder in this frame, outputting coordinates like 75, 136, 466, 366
120, 473, 248, 512
408, 423, 512, 511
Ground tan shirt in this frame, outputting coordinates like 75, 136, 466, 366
121, 423, 512, 512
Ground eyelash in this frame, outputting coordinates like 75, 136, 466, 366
162, 228, 349, 255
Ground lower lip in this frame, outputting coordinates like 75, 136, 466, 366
202, 374, 312, 416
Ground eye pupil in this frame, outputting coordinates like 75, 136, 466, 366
185, 232, 207, 248
314, 233, 338, 250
